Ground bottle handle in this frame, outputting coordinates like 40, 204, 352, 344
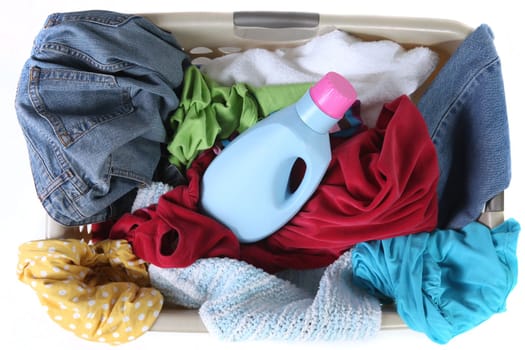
284, 155, 324, 215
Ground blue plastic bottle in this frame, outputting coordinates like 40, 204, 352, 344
200, 72, 357, 243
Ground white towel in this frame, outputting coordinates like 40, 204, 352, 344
149, 250, 381, 341
200, 29, 439, 125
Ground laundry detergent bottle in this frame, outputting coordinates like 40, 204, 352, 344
200, 72, 357, 243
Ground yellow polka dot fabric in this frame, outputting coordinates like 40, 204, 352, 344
17, 239, 164, 345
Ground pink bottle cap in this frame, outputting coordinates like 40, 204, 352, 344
309, 72, 357, 119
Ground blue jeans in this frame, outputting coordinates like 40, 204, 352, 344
15, 10, 189, 226
417, 24, 511, 229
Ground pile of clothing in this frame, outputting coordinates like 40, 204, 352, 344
15, 10, 519, 346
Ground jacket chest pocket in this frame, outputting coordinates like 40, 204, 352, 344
28, 66, 134, 147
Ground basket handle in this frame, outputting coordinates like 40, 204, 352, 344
233, 11, 319, 29
233, 11, 320, 42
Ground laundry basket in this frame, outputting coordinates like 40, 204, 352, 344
41, 11, 505, 334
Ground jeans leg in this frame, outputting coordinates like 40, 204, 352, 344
417, 24, 511, 229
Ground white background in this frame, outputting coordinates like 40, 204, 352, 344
1, 1, 523, 349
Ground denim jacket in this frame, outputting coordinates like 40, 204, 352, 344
15, 10, 189, 226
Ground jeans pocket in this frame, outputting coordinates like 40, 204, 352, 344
28, 66, 134, 147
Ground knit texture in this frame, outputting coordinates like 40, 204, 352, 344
149, 250, 381, 341
131, 181, 173, 212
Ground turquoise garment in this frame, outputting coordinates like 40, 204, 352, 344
352, 219, 520, 344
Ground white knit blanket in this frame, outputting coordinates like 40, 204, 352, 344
149, 250, 381, 341
200, 29, 439, 126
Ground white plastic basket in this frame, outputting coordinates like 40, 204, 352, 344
43, 11, 505, 333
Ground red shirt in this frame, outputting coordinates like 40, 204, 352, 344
107, 95, 438, 272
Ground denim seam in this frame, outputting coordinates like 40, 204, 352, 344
429, 56, 500, 142
28, 140, 79, 204
38, 42, 135, 72
25, 69, 90, 199
28, 66, 73, 146
110, 166, 151, 185
39, 169, 75, 203
44, 12, 136, 28
431, 56, 500, 183
25, 135, 58, 201
35, 66, 119, 86
51, 185, 88, 220
23, 76, 89, 202
47, 135, 90, 199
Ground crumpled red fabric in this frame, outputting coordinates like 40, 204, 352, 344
240, 95, 439, 272
109, 150, 240, 268
108, 95, 438, 273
